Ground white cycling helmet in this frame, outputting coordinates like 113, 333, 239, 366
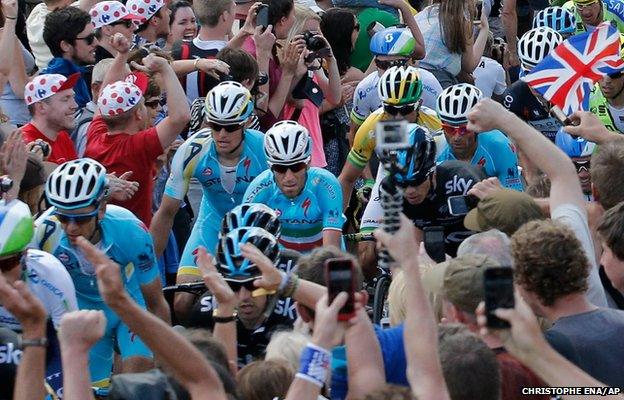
205, 81, 254, 125
45, 158, 108, 210
517, 27, 563, 72
264, 120, 311, 165
532, 6, 576, 36
377, 65, 423, 106
436, 84, 483, 126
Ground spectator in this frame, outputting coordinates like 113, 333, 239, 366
473, 32, 507, 100
237, 360, 294, 400
21, 73, 80, 164
590, 141, 624, 211
597, 201, 624, 309
348, 6, 398, 72
42, 6, 96, 108
456, 228, 513, 266
265, 329, 310, 372
166, 0, 197, 50
127, 0, 171, 48
554, 129, 595, 200
415, 0, 490, 88
512, 219, 624, 388
90, 1, 139, 62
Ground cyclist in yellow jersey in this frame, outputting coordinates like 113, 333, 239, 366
339, 65, 441, 209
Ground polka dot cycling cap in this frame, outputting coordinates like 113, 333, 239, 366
24, 73, 80, 106
126, 0, 165, 23
90, 1, 141, 29
98, 81, 144, 116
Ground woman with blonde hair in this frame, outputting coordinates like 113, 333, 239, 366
264, 329, 310, 372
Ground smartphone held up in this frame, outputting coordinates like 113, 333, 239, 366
325, 258, 356, 321
483, 267, 515, 329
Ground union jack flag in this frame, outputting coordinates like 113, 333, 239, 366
523, 23, 624, 115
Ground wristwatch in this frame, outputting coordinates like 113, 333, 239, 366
212, 309, 238, 323
17, 335, 48, 350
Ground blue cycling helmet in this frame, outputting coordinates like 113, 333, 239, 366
392, 126, 437, 185
555, 128, 596, 158
370, 27, 416, 57
46, 158, 108, 210
221, 203, 281, 238
215, 227, 280, 282
533, 7, 576, 36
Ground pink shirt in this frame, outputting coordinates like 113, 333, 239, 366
284, 100, 326, 168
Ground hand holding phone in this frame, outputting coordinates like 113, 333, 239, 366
484, 267, 515, 329
325, 258, 356, 321
423, 226, 446, 263
256, 4, 269, 30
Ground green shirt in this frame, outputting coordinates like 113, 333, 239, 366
350, 8, 399, 72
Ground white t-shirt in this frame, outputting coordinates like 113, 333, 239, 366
607, 102, 624, 133
473, 56, 507, 98
351, 69, 442, 124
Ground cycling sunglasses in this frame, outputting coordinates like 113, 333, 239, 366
384, 104, 416, 116
396, 173, 431, 188
374, 58, 408, 70
209, 122, 244, 133
54, 209, 99, 225
110, 19, 135, 29
573, 159, 590, 173
225, 279, 258, 292
441, 123, 470, 136
74, 32, 96, 46
271, 162, 307, 174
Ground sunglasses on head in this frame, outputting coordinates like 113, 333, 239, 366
271, 162, 307, 174
226, 279, 258, 292
110, 19, 135, 29
441, 123, 470, 136
74, 32, 96, 46
374, 58, 408, 70
209, 122, 243, 133
383, 104, 416, 116
573, 159, 590, 173
54, 209, 99, 225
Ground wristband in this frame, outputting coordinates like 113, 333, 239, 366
296, 343, 331, 388
277, 270, 288, 292
193, 58, 200, 71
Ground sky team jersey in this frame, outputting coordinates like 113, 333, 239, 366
0, 250, 77, 331
348, 107, 442, 169
165, 128, 268, 221
437, 130, 524, 191
563, 0, 624, 34
350, 69, 442, 125
243, 168, 344, 252
33, 205, 159, 304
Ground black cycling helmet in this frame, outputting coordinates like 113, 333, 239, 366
220, 203, 281, 238
392, 126, 437, 186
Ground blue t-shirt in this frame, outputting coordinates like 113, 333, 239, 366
437, 129, 524, 191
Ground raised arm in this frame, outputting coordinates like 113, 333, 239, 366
0, 0, 18, 76
462, 14, 490, 73
98, 34, 132, 102
379, 0, 425, 59
501, 0, 519, 68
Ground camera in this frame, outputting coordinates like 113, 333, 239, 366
31, 140, 51, 158
302, 31, 327, 52
375, 120, 410, 152
0, 175, 13, 193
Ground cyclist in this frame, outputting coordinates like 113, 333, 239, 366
151, 81, 268, 322
187, 227, 293, 368
562, 0, 624, 34
436, 84, 524, 191
33, 158, 168, 387
351, 26, 443, 130
340, 65, 442, 210
589, 35, 624, 132
243, 121, 344, 252
532, 6, 577, 38
555, 129, 596, 199
358, 129, 485, 277
502, 27, 564, 141
0, 200, 77, 396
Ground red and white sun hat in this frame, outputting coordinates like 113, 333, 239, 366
98, 81, 144, 116
24, 73, 80, 106
126, 0, 165, 23
90, 1, 142, 29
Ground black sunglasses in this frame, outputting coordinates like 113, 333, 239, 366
110, 19, 135, 29
374, 58, 408, 70
271, 162, 307, 174
145, 98, 162, 109
226, 279, 258, 292
75, 32, 96, 46
209, 122, 243, 133
396, 172, 431, 188
384, 104, 416, 116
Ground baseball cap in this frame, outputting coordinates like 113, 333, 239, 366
434, 254, 502, 314
98, 81, 144, 116
463, 189, 544, 236
90, 1, 142, 29
126, 0, 165, 23
24, 73, 81, 106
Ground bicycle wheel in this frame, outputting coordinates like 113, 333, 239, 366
372, 275, 391, 326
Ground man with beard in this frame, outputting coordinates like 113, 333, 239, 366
43, 6, 98, 108
21, 73, 80, 164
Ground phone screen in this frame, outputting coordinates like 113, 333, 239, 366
424, 226, 446, 263
484, 267, 515, 329
447, 195, 470, 216
325, 258, 355, 319
256, 5, 269, 29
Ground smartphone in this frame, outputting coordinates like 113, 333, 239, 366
550, 105, 571, 125
423, 226, 446, 263
325, 258, 356, 321
256, 4, 269, 30
367, 21, 385, 37
483, 267, 515, 329
375, 120, 409, 153
447, 194, 478, 216
474, 0, 483, 24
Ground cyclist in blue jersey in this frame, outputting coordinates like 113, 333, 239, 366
0, 200, 78, 397
33, 158, 169, 387
244, 121, 344, 253
436, 84, 524, 191
151, 81, 268, 322
555, 128, 596, 199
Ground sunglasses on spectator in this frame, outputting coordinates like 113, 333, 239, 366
110, 19, 135, 29
75, 32, 96, 46
573, 159, 590, 173
374, 58, 408, 70
225, 279, 258, 292
608, 71, 624, 79
271, 162, 307, 174
441, 123, 470, 136
145, 98, 162, 109
54, 209, 99, 225
384, 104, 416, 116
209, 122, 244, 133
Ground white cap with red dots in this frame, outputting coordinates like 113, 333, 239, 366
125, 0, 165, 23
90, 1, 141, 29
98, 81, 144, 116
24, 73, 80, 106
